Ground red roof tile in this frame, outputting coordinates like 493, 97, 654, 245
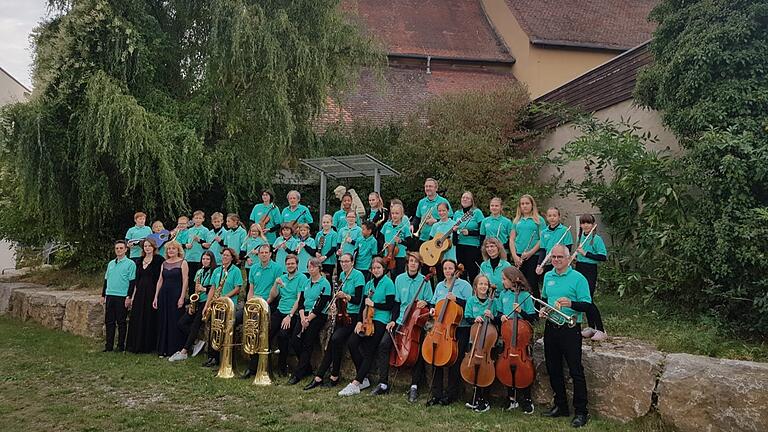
505, 0, 657, 51
344, 0, 512, 61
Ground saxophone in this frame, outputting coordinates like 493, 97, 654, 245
189, 270, 203, 315
209, 267, 235, 379
242, 296, 272, 386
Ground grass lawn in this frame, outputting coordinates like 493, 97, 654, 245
0, 317, 673, 432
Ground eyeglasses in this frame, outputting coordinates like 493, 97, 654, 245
550, 255, 566, 260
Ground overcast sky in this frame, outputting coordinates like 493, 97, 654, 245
0, 1, 51, 89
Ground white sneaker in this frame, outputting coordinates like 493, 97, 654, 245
581, 327, 596, 338
192, 340, 205, 357
338, 382, 361, 396
591, 330, 608, 341
359, 378, 371, 390
168, 351, 188, 362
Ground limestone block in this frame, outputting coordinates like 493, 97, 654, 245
0, 282, 48, 314
63, 294, 105, 339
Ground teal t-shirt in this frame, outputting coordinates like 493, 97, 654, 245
479, 259, 512, 290
249, 203, 282, 243
193, 267, 215, 302
223, 226, 248, 256
337, 225, 362, 256
104, 257, 136, 297
272, 236, 300, 271
394, 271, 434, 325
541, 223, 574, 253
464, 295, 497, 324
381, 219, 411, 259
248, 259, 283, 300
365, 275, 397, 324
303, 276, 331, 312
512, 215, 544, 255
295, 236, 317, 274
429, 219, 458, 262
277, 272, 309, 315
205, 226, 227, 264
494, 288, 535, 318
241, 237, 269, 269
281, 204, 313, 227
431, 278, 473, 327
576, 233, 607, 265
454, 208, 485, 247
355, 235, 378, 271
415, 195, 452, 241
332, 209, 360, 231
339, 268, 366, 315
480, 215, 513, 247
210, 264, 244, 304
542, 267, 591, 323
185, 225, 211, 262
315, 230, 339, 265
126, 225, 152, 258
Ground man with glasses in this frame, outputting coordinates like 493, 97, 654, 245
540, 244, 592, 428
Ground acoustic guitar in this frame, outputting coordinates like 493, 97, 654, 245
419, 211, 474, 267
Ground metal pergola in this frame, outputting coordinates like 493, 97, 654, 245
300, 154, 400, 218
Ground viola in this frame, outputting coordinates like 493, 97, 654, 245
460, 286, 498, 388
358, 288, 376, 337
496, 288, 535, 389
421, 264, 465, 367
389, 267, 436, 368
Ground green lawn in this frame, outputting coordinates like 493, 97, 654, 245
0, 317, 673, 432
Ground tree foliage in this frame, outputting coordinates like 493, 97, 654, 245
0, 0, 380, 253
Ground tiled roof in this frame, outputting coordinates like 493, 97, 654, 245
344, 0, 512, 61
318, 66, 517, 127
505, 0, 657, 51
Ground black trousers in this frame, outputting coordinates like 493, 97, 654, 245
316, 322, 355, 378
104, 295, 128, 351
544, 322, 588, 415
187, 262, 202, 296
519, 258, 540, 298
290, 315, 327, 378
177, 304, 204, 352
376, 328, 427, 386
575, 262, 604, 331
252, 311, 296, 372
429, 326, 470, 400
348, 321, 387, 382
322, 264, 335, 284
456, 244, 481, 283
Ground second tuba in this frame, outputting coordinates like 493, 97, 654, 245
242, 296, 272, 385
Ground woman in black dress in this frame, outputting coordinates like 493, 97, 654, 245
126, 239, 164, 353
153, 240, 189, 357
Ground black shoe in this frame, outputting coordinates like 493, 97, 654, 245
202, 358, 217, 368
521, 401, 535, 414
102, 347, 113, 353
370, 384, 389, 396
323, 377, 340, 388
116, 347, 125, 353
304, 379, 323, 391
439, 397, 453, 406
287, 375, 302, 385
473, 400, 490, 413
240, 369, 256, 380
542, 405, 570, 418
571, 414, 589, 428
407, 387, 419, 403
425, 397, 442, 407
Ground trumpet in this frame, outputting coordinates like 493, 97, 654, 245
529, 295, 576, 327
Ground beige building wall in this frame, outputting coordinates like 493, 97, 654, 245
481, 0, 618, 98
537, 99, 679, 227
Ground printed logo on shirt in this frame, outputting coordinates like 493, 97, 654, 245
547, 280, 555, 286
254, 272, 261, 277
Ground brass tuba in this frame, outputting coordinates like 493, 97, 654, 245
242, 296, 272, 385
209, 268, 235, 378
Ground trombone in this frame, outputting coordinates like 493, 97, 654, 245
413, 205, 437, 238
530, 295, 576, 327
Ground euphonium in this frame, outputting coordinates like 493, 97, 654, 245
242, 296, 272, 386
209, 268, 235, 378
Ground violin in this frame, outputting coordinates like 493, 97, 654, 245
286, 208, 308, 231
333, 272, 352, 327
382, 222, 407, 271
422, 264, 465, 367
389, 267, 436, 368
460, 286, 498, 388
496, 285, 535, 389
358, 288, 376, 337
258, 203, 276, 229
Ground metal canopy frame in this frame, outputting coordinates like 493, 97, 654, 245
300, 154, 400, 218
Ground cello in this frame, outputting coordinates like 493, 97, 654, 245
389, 267, 436, 368
421, 264, 465, 368
495, 285, 535, 389
460, 285, 498, 388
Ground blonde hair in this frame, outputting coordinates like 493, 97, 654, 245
164, 240, 185, 259
514, 194, 542, 225
472, 274, 492, 297
211, 212, 224, 221
296, 223, 310, 235
193, 210, 205, 218
481, 237, 507, 261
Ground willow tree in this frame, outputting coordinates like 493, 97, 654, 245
0, 0, 381, 255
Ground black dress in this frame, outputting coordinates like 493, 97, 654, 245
156, 260, 186, 356
126, 254, 164, 353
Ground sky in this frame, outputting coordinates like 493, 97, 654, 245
0, 0, 51, 89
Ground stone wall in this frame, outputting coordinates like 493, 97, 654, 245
1, 282, 767, 431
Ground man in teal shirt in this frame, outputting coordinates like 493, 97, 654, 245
102, 240, 137, 352
412, 178, 452, 244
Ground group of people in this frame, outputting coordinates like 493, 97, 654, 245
101, 178, 609, 428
